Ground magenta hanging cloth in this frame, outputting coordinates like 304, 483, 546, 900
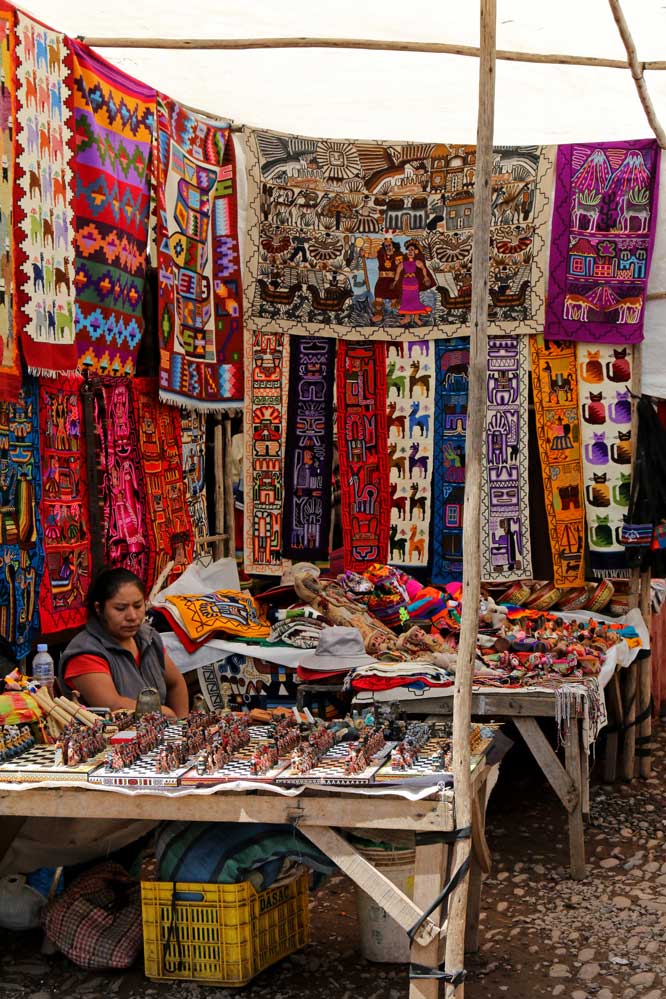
545, 139, 661, 345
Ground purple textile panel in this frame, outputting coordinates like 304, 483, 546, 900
281, 337, 335, 562
545, 139, 660, 344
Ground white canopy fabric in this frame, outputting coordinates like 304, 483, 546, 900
17, 0, 666, 394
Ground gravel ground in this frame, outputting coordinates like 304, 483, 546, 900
2, 720, 665, 999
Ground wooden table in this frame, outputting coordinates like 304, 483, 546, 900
0, 761, 495, 999
379, 688, 589, 880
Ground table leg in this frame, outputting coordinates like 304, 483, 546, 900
620, 661, 638, 781
603, 672, 622, 784
564, 720, 586, 880
410, 837, 449, 999
465, 778, 491, 953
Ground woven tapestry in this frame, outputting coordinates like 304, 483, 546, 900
281, 337, 335, 561
545, 139, 660, 345
530, 336, 585, 587
432, 338, 469, 584
92, 376, 150, 583
0, 378, 44, 659
70, 41, 155, 378
244, 329, 289, 575
155, 96, 243, 410
37, 375, 91, 634
480, 336, 532, 581
180, 407, 209, 557
0, 11, 19, 400
133, 378, 195, 589
386, 341, 436, 567
336, 342, 390, 571
577, 343, 633, 578
243, 126, 554, 342
14, 11, 77, 376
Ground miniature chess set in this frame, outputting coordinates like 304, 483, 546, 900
0, 723, 108, 784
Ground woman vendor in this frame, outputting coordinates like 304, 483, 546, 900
60, 567, 188, 717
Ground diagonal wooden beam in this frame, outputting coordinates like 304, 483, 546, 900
608, 0, 666, 148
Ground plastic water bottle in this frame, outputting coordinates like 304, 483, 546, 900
32, 644, 55, 696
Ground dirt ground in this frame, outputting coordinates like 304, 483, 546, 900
3, 721, 665, 999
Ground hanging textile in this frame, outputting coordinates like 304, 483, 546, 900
432, 338, 469, 584
386, 341, 436, 568
133, 378, 195, 589
14, 10, 77, 376
92, 376, 150, 583
0, 378, 44, 659
243, 330, 289, 575
281, 337, 335, 562
242, 126, 555, 342
545, 139, 660, 345
37, 375, 92, 634
577, 343, 633, 578
480, 336, 532, 581
530, 336, 586, 587
336, 342, 390, 571
180, 408, 209, 557
0, 10, 20, 400
154, 95, 243, 409
70, 41, 155, 378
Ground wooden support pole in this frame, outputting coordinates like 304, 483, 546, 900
608, 0, 666, 148
564, 720, 586, 880
444, 2, 496, 996
638, 570, 653, 778
223, 417, 236, 560
213, 420, 226, 561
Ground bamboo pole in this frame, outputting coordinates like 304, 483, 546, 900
75, 31, 666, 73
638, 569, 653, 778
607, 0, 666, 149
223, 417, 236, 560
213, 420, 226, 561
444, 1, 496, 996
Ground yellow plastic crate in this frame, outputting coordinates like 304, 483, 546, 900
141, 868, 310, 986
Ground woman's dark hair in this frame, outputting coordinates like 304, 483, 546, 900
86, 567, 146, 617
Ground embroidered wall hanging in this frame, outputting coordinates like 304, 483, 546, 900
92, 376, 150, 583
386, 341, 436, 568
336, 342, 390, 571
281, 337, 335, 562
37, 375, 92, 634
545, 139, 660, 344
243, 329, 289, 575
577, 343, 633, 578
133, 378, 195, 589
70, 42, 154, 378
432, 338, 469, 584
14, 10, 77, 376
0, 10, 20, 400
530, 336, 586, 587
154, 96, 243, 409
0, 378, 44, 659
480, 336, 532, 582
243, 126, 554, 342
180, 407, 209, 557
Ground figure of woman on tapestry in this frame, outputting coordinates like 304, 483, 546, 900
393, 240, 435, 326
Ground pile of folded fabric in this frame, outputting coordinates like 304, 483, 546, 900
151, 589, 271, 652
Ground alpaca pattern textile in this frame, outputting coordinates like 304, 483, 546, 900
244, 329, 289, 575
281, 337, 335, 562
432, 338, 469, 584
37, 375, 92, 635
91, 376, 150, 583
545, 139, 660, 345
577, 343, 633, 578
242, 126, 554, 342
155, 96, 243, 410
70, 42, 155, 378
336, 342, 391, 571
179, 408, 209, 557
133, 378, 195, 591
14, 9, 77, 376
386, 341, 435, 568
0, 10, 20, 401
481, 336, 532, 582
0, 378, 44, 659
530, 336, 586, 587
